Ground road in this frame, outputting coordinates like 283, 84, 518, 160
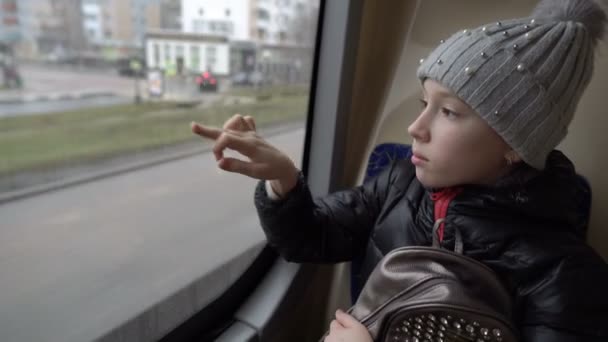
0, 63, 226, 117
13, 63, 136, 97
0, 127, 305, 342
0, 95, 132, 118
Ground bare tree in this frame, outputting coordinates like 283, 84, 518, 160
282, 1, 319, 83
286, 1, 320, 48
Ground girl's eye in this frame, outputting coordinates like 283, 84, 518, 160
442, 108, 459, 118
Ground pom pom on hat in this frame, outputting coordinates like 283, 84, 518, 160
531, 0, 607, 44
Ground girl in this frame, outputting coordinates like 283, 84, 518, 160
191, 0, 608, 340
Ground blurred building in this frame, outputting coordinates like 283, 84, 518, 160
0, 0, 178, 63
181, 0, 316, 45
0, 0, 20, 46
160, 0, 181, 31
100, 0, 161, 49
11, 0, 85, 59
62, 0, 88, 53
254, 0, 308, 45
82, 0, 104, 44
0, 0, 19, 87
178, 0, 318, 80
181, 0, 247, 40
146, 30, 230, 75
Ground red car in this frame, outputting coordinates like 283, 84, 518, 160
196, 71, 218, 92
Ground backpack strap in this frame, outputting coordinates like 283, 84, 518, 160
432, 218, 463, 254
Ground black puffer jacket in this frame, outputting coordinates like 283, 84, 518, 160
254, 150, 608, 341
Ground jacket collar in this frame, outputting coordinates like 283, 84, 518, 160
454, 150, 587, 236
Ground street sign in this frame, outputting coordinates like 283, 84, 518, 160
147, 69, 164, 97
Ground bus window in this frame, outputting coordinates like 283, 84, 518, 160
0, 0, 320, 341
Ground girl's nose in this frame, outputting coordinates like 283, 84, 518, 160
408, 112, 430, 142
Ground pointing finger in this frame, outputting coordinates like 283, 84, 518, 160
191, 122, 222, 140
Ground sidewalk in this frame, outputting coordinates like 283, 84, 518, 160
0, 89, 120, 104
0, 61, 137, 104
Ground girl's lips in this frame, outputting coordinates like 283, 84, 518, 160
411, 153, 428, 165
414, 153, 428, 160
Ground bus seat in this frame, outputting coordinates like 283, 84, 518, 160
576, 175, 592, 239
351, 143, 412, 303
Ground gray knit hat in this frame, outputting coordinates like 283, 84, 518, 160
417, 0, 607, 169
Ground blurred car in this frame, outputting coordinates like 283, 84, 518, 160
230, 71, 272, 87
196, 71, 218, 92
231, 71, 249, 86
117, 57, 146, 77
248, 71, 272, 86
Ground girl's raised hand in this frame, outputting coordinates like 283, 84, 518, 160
191, 114, 299, 193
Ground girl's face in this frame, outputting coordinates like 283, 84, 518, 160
408, 79, 516, 188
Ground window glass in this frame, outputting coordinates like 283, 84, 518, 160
205, 45, 216, 70
190, 45, 200, 71
0, 0, 320, 340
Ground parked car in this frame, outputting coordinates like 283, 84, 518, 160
230, 71, 272, 87
231, 71, 250, 86
117, 57, 146, 77
196, 71, 218, 92
248, 71, 272, 86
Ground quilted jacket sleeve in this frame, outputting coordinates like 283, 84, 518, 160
519, 245, 608, 342
522, 325, 606, 342
253, 161, 402, 263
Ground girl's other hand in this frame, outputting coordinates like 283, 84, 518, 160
324, 309, 373, 342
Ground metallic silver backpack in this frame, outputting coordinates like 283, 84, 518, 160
328, 220, 519, 342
